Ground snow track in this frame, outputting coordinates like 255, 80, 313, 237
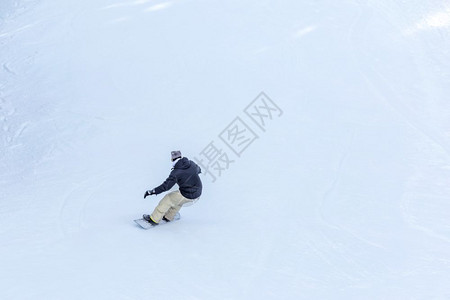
1, 0, 450, 299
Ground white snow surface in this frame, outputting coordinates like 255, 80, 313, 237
1, 0, 450, 299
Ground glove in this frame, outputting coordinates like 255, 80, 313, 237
144, 189, 156, 199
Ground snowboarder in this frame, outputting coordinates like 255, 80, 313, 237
143, 151, 202, 225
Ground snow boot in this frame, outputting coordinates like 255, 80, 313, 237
143, 214, 158, 226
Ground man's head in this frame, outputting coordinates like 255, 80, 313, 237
171, 150, 182, 162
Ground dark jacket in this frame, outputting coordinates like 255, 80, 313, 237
153, 157, 202, 199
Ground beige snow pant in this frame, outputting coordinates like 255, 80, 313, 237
150, 190, 193, 223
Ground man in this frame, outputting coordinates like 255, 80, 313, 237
143, 151, 202, 225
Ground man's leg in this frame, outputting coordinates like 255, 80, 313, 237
164, 191, 191, 221
150, 192, 178, 223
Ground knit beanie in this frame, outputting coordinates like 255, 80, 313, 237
171, 150, 182, 162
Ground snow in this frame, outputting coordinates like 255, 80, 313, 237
1, 0, 450, 299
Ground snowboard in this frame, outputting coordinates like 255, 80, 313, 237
134, 213, 181, 229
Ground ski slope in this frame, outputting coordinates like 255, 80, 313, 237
1, 0, 450, 299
